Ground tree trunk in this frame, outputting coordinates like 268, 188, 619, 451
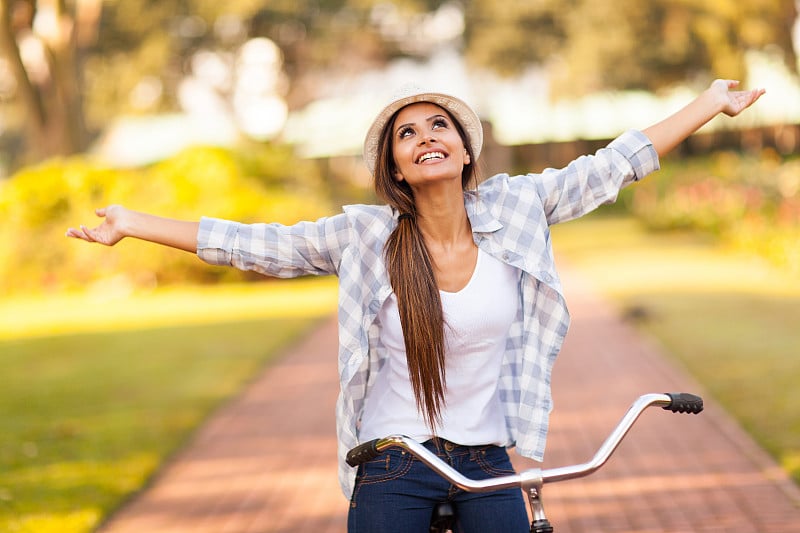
0, 0, 49, 157
0, 0, 91, 166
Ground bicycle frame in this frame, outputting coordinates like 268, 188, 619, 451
347, 392, 703, 533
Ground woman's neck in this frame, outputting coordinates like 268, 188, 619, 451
413, 185, 472, 249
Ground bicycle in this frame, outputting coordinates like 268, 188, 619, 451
347, 392, 704, 533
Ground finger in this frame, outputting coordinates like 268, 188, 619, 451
712, 79, 737, 91
727, 89, 764, 116
79, 224, 98, 243
744, 88, 765, 107
95, 207, 107, 217
66, 227, 91, 242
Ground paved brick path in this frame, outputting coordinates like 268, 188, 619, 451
99, 265, 800, 532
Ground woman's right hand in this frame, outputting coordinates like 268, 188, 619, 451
66, 205, 129, 246
707, 79, 766, 118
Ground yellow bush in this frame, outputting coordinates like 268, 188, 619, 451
0, 144, 336, 296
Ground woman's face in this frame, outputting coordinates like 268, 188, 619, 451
390, 102, 470, 188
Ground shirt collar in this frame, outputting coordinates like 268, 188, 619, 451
465, 190, 503, 233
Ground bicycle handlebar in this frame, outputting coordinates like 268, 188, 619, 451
346, 392, 703, 492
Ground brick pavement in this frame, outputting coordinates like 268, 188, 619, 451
99, 265, 800, 532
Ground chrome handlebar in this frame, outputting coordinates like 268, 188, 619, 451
347, 392, 703, 490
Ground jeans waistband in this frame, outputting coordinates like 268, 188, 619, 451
423, 437, 502, 458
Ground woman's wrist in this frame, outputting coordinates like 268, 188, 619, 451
122, 207, 146, 240
700, 85, 729, 119
103, 204, 132, 240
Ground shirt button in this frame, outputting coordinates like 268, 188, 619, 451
502, 252, 510, 261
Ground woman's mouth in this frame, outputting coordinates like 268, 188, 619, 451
417, 151, 446, 164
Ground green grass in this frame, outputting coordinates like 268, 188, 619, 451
0, 277, 337, 533
551, 214, 800, 485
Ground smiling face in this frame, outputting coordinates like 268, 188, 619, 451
390, 102, 471, 188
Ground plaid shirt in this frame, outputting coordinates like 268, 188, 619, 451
197, 129, 659, 498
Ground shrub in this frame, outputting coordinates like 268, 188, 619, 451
0, 144, 335, 296
626, 151, 800, 275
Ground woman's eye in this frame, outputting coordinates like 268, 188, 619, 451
398, 127, 414, 139
432, 118, 448, 129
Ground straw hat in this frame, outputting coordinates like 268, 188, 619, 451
362, 84, 483, 175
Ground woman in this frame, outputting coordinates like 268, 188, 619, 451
68, 79, 764, 532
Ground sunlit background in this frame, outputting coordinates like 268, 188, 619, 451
1, 1, 799, 170
1, 2, 799, 532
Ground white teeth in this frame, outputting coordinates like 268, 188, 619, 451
417, 152, 445, 163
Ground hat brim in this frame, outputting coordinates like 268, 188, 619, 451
363, 91, 483, 175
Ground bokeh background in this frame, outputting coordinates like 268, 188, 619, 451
0, 1, 798, 532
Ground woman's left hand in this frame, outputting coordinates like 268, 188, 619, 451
709, 79, 766, 117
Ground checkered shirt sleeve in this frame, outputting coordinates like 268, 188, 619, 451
196, 214, 350, 277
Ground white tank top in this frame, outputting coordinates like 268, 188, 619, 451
359, 248, 520, 445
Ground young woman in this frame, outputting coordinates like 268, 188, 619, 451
68, 79, 764, 532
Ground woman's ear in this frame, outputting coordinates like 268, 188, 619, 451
394, 169, 405, 182
464, 149, 471, 165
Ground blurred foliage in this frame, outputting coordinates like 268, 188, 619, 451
623, 151, 800, 275
464, 0, 798, 96
2, 0, 797, 168
0, 142, 334, 297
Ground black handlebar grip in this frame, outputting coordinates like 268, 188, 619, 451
346, 439, 381, 467
663, 393, 704, 414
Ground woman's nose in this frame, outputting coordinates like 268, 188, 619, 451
419, 132, 436, 145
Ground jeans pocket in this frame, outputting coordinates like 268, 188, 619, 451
356, 448, 414, 485
350, 448, 415, 507
473, 446, 516, 478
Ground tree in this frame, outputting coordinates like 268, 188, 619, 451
462, 0, 799, 96
463, 0, 566, 76
1, 0, 797, 170
0, 0, 98, 163
0, 0, 393, 168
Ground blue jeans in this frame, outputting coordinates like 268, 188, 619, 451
347, 439, 529, 533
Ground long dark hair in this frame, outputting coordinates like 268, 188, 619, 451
373, 104, 478, 430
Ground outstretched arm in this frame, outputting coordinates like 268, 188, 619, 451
66, 205, 199, 253
642, 79, 765, 157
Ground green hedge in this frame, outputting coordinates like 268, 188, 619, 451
0, 144, 335, 296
